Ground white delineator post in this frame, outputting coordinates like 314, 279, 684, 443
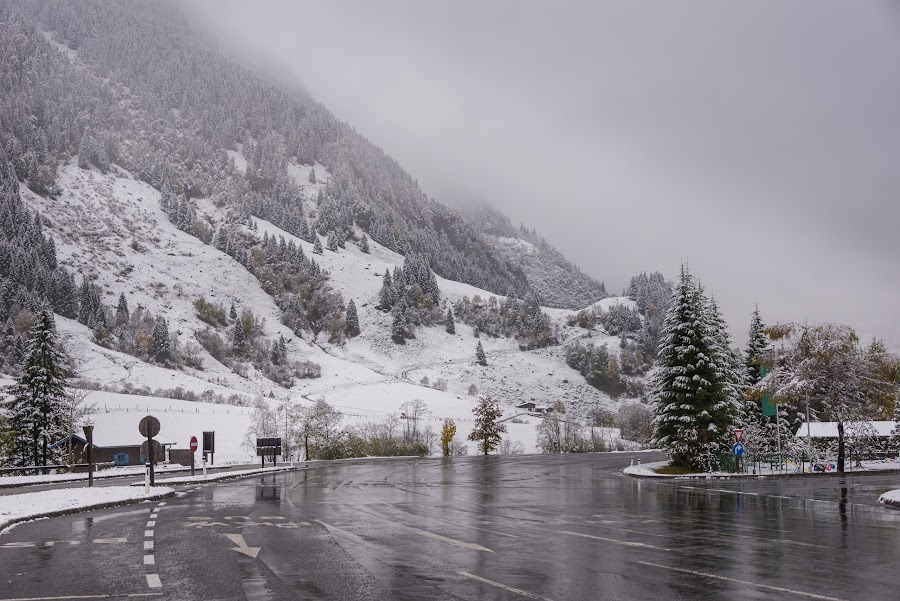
144, 463, 151, 493
202, 455, 207, 479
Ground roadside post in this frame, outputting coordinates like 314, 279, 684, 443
82, 425, 94, 487
144, 463, 150, 494
189, 435, 198, 477
202, 454, 207, 479
733, 429, 745, 473
139, 415, 161, 486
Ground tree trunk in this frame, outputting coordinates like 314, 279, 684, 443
837, 420, 845, 474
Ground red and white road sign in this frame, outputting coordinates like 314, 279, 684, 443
190, 436, 198, 452
733, 429, 745, 442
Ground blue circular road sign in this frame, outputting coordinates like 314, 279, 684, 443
732, 442, 744, 457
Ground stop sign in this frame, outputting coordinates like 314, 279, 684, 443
190, 436, 198, 452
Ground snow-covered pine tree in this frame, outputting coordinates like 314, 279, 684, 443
345, 299, 360, 337
232, 318, 246, 353
650, 266, 739, 471
3, 306, 68, 467
229, 303, 237, 320
467, 396, 507, 454
326, 230, 338, 252
745, 304, 768, 386
445, 308, 455, 334
308, 167, 316, 184
313, 236, 324, 255
391, 310, 406, 344
379, 270, 395, 309
359, 234, 370, 254
476, 341, 487, 366
151, 317, 170, 363
115, 292, 129, 327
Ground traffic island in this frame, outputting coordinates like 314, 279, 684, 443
0, 486, 175, 534
878, 488, 900, 507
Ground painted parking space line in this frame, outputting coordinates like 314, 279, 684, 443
457, 571, 555, 601
638, 561, 848, 601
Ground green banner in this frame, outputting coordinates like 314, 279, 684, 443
761, 393, 777, 417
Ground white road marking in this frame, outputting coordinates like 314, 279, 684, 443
145, 574, 162, 589
146, 521, 155, 527
560, 530, 669, 551
143, 541, 154, 551
93, 538, 128, 544
143, 554, 155, 565
457, 571, 555, 601
224, 533, 261, 558
144, 530, 153, 538
156, 502, 166, 507
638, 561, 848, 601
411, 528, 494, 552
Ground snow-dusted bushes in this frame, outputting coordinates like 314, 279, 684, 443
453, 292, 556, 350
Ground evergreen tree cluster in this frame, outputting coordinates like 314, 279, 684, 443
452, 291, 556, 350
564, 341, 625, 397
600, 303, 643, 336
649, 266, 744, 471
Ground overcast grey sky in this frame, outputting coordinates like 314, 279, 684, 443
184, 0, 900, 349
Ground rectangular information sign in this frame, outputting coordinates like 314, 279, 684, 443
761, 393, 777, 417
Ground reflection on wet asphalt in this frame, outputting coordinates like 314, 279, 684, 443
2, 452, 900, 601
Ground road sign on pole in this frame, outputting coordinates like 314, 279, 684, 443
733, 429, 745, 442
189, 436, 198, 477
732, 442, 744, 457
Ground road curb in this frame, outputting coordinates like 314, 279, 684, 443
623, 467, 900, 481
0, 489, 175, 534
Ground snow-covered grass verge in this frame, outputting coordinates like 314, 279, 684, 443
878, 488, 900, 507
0, 486, 174, 534
139, 466, 297, 486
0, 464, 188, 489
625, 459, 900, 479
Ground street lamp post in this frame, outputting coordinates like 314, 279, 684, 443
82, 425, 94, 487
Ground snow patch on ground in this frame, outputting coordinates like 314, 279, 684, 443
0, 464, 186, 488
880, 488, 900, 507
226, 149, 247, 174
0, 486, 173, 533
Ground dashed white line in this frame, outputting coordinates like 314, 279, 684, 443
638, 561, 848, 601
144, 530, 154, 538
145, 574, 162, 589
143, 554, 155, 565
156, 502, 166, 507
560, 530, 670, 551
457, 571, 555, 601
143, 541, 154, 551
146, 520, 156, 527
411, 528, 494, 552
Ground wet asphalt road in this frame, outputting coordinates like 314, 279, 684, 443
3, 453, 900, 601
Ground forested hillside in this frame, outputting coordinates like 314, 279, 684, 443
0, 0, 606, 310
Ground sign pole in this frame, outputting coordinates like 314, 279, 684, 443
82, 425, 94, 487
775, 401, 782, 473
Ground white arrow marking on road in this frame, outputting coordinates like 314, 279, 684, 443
224, 533, 261, 558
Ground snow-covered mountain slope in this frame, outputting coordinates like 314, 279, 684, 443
19, 160, 630, 453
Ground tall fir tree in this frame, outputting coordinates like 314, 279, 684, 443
151, 317, 170, 363
233, 318, 246, 353
345, 299, 360, 337
3, 307, 68, 467
476, 341, 487, 366
379, 270, 395, 309
312, 235, 324, 255
445, 308, 455, 334
359, 234, 370, 254
326, 230, 338, 252
650, 266, 740, 471
115, 293, 129, 327
745, 304, 768, 386
230, 303, 237, 320
391, 310, 406, 344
